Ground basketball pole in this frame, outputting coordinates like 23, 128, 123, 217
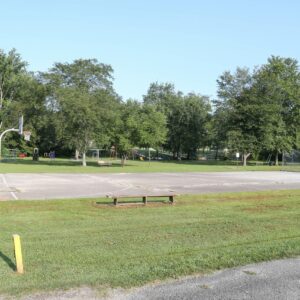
0, 116, 23, 159
0, 128, 19, 159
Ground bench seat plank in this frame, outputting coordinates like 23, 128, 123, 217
107, 194, 176, 205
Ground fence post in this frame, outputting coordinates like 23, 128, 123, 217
12, 234, 24, 274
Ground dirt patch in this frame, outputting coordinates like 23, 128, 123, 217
4, 286, 105, 300
93, 201, 174, 209
1, 286, 138, 300
241, 204, 285, 213
215, 194, 287, 203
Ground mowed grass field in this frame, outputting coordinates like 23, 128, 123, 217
0, 158, 283, 173
0, 190, 299, 296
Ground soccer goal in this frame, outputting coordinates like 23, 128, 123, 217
282, 150, 300, 172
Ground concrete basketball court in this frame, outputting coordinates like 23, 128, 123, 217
0, 171, 299, 201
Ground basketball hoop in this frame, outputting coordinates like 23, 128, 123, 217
23, 131, 31, 141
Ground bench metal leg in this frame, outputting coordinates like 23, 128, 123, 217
169, 196, 174, 203
143, 196, 147, 204
113, 198, 118, 205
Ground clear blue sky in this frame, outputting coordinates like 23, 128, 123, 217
1, 0, 300, 100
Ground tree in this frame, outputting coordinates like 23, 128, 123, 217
252, 56, 300, 165
143, 82, 180, 114
5, 74, 48, 154
210, 105, 230, 159
226, 89, 265, 166
181, 94, 211, 159
56, 88, 100, 166
113, 100, 140, 154
216, 58, 300, 166
0, 49, 49, 155
114, 100, 166, 156
0, 49, 28, 129
166, 94, 211, 159
143, 83, 211, 159
216, 67, 258, 166
137, 104, 167, 149
41, 59, 119, 166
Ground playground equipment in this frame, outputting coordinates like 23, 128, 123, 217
87, 149, 107, 160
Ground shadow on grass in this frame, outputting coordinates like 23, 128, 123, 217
0, 251, 16, 271
149, 159, 274, 167
0, 159, 135, 168
95, 199, 172, 207
0, 158, 268, 168
145, 159, 237, 166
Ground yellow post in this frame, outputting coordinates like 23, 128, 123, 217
12, 234, 24, 274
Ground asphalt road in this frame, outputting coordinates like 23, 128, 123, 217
110, 257, 300, 300
9, 258, 300, 300
0, 171, 300, 200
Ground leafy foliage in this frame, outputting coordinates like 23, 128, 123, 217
1, 48, 299, 165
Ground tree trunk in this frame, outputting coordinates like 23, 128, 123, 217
82, 152, 87, 167
275, 151, 279, 166
243, 152, 251, 166
215, 148, 219, 160
75, 149, 79, 160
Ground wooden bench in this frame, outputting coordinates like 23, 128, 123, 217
97, 160, 112, 166
107, 194, 176, 205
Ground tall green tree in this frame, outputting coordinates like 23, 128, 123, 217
42, 59, 120, 166
143, 83, 211, 159
114, 100, 166, 155
56, 88, 100, 166
0, 49, 28, 129
0, 49, 48, 155
216, 67, 258, 166
138, 104, 167, 149
143, 82, 181, 113
166, 94, 210, 159
210, 105, 229, 159
252, 56, 300, 165
181, 93, 211, 159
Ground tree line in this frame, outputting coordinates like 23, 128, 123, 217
1, 49, 299, 166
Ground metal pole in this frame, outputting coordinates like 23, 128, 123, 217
13, 234, 24, 274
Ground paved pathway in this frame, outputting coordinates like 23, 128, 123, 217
6, 258, 300, 299
0, 171, 299, 200
108, 257, 300, 300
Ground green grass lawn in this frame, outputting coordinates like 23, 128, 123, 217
0, 157, 283, 173
0, 190, 299, 296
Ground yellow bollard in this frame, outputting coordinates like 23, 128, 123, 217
12, 234, 24, 274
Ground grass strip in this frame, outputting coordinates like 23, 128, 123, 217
0, 189, 299, 296
0, 158, 283, 173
